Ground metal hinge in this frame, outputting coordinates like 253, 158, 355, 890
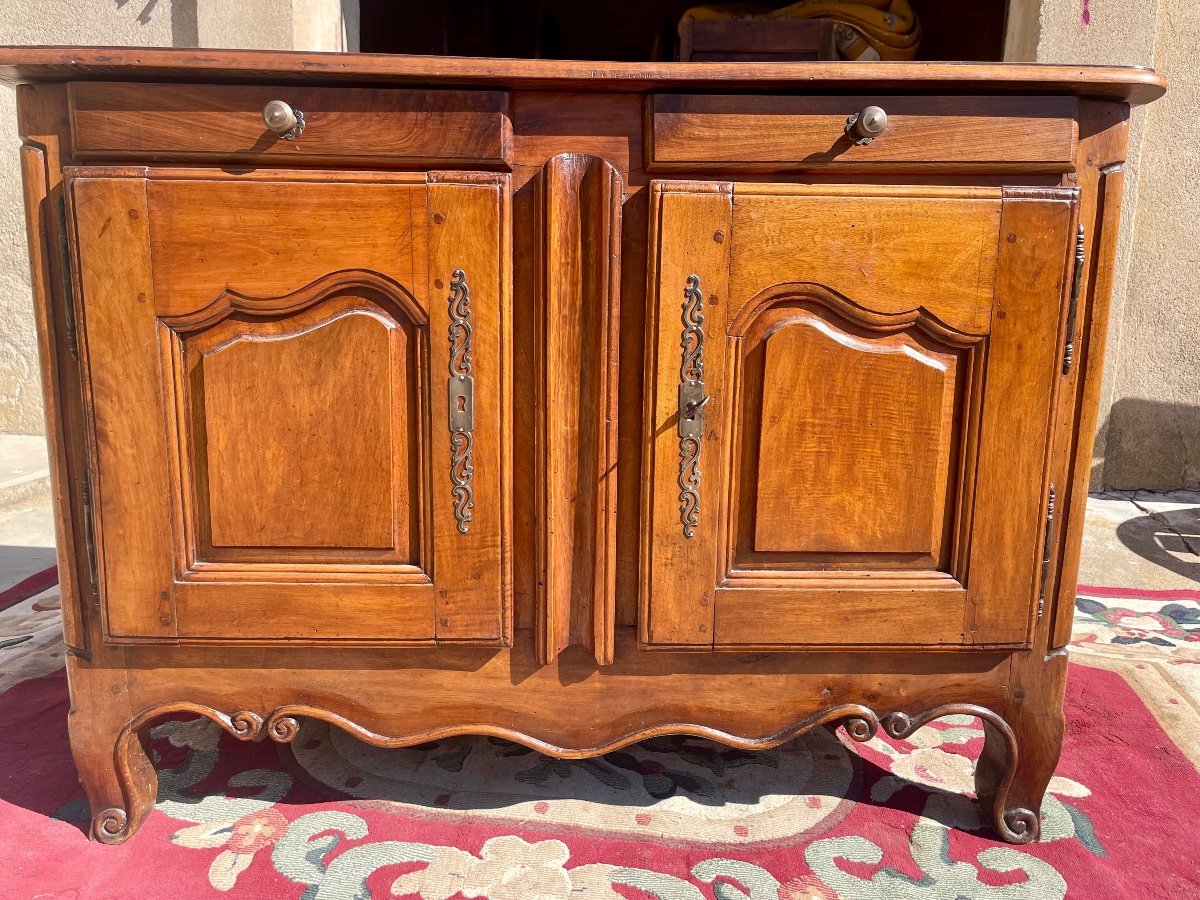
55, 195, 79, 361
1037, 483, 1057, 621
79, 466, 99, 602
1062, 224, 1085, 375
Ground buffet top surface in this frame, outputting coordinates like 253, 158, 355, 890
0, 46, 1166, 104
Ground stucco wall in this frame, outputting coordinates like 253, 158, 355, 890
0, 0, 354, 435
2, 3, 1192, 490
1031, 0, 1199, 489
0, 2, 173, 434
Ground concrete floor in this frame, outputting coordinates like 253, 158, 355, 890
0, 435, 56, 584
1079, 491, 1200, 589
0, 432, 50, 514
1, 434, 1197, 592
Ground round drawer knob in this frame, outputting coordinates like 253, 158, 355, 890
262, 99, 305, 140
845, 105, 888, 145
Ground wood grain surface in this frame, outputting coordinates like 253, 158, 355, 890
649, 94, 1079, 172
535, 153, 621, 666
70, 82, 511, 167
5, 64, 1156, 846
0, 47, 1167, 104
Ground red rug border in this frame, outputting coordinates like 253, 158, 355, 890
1076, 583, 1200, 602
0, 565, 58, 613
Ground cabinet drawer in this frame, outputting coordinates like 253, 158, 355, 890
647, 94, 1078, 172
69, 82, 511, 166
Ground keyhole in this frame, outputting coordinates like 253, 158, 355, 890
457, 395, 467, 412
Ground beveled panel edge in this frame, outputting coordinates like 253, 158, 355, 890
723, 284, 986, 582
159, 267, 429, 332
159, 271, 431, 577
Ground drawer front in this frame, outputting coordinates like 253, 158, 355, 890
647, 94, 1078, 171
69, 83, 511, 166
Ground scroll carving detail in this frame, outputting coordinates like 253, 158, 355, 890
89, 699, 1039, 845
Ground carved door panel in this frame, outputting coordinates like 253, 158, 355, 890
67, 169, 509, 645
642, 182, 1076, 650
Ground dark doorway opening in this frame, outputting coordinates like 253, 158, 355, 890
357, 0, 1009, 62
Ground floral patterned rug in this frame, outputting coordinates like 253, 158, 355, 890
1, 569, 1198, 898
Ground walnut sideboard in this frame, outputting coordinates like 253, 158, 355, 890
0, 48, 1164, 844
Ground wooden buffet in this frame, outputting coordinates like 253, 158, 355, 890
0, 47, 1164, 844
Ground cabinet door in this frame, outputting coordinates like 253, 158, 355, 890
68, 170, 509, 645
641, 183, 1075, 650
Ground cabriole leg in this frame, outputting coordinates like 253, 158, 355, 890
67, 674, 157, 844
974, 653, 1068, 844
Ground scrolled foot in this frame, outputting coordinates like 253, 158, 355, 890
875, 704, 1052, 845
71, 697, 276, 843
91, 807, 132, 844
69, 695, 157, 845
997, 806, 1040, 844
975, 706, 1061, 846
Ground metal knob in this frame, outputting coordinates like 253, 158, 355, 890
845, 105, 888, 145
262, 100, 305, 140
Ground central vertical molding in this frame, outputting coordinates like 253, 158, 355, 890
535, 153, 622, 666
